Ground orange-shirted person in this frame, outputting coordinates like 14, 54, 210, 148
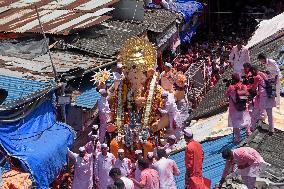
108, 124, 121, 158
143, 138, 155, 158
110, 137, 119, 158
184, 128, 211, 189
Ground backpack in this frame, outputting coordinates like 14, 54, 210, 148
233, 87, 248, 111
264, 78, 277, 98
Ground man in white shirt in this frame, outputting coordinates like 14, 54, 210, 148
159, 91, 179, 130
229, 40, 251, 76
109, 168, 134, 189
160, 63, 175, 92
258, 53, 282, 108
114, 149, 132, 177
95, 143, 116, 189
153, 149, 180, 189
68, 146, 93, 189
98, 89, 111, 143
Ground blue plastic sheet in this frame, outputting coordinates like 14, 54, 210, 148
0, 98, 75, 188
179, 22, 201, 44
175, 1, 203, 44
176, 1, 203, 23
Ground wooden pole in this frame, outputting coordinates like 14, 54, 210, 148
35, 6, 58, 81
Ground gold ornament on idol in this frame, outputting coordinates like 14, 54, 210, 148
119, 37, 157, 72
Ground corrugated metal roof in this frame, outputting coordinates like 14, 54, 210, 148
0, 74, 55, 106
74, 86, 101, 109
69, 20, 147, 57
68, 9, 178, 57
0, 50, 116, 81
186, 68, 232, 121
243, 126, 284, 181
74, 79, 113, 108
170, 132, 245, 189
0, 0, 118, 34
143, 9, 178, 33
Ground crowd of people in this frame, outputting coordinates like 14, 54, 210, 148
54, 125, 271, 189
225, 40, 281, 143
51, 40, 282, 189
49, 2, 284, 189
65, 41, 280, 189
170, 37, 234, 108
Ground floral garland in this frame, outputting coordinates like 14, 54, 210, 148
116, 81, 124, 133
142, 73, 159, 130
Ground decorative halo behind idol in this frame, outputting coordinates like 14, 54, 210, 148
91, 68, 111, 84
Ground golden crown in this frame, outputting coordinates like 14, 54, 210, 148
119, 37, 157, 72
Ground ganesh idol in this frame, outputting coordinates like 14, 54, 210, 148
107, 37, 183, 152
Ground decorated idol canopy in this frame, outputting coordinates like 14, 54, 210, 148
112, 37, 165, 146
92, 37, 187, 152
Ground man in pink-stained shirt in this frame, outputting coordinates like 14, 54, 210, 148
219, 147, 266, 189
131, 158, 160, 189
153, 149, 180, 189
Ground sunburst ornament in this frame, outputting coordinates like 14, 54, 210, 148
120, 37, 157, 72
91, 68, 111, 84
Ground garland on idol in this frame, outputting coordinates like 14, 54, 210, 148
141, 73, 159, 131
116, 81, 124, 134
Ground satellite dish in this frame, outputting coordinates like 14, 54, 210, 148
0, 88, 8, 105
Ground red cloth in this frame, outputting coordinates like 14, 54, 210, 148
153, 0, 162, 5
185, 140, 211, 189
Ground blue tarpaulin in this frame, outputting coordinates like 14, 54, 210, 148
176, 1, 203, 23
0, 98, 75, 188
175, 1, 203, 44
179, 22, 201, 44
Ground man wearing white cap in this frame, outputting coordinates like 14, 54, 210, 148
153, 135, 176, 164
95, 143, 116, 189
114, 149, 132, 177
68, 145, 94, 189
159, 91, 179, 130
98, 89, 111, 143
183, 128, 211, 189
160, 62, 175, 92
113, 63, 125, 91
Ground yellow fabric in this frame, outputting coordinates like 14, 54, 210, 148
2, 170, 32, 189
